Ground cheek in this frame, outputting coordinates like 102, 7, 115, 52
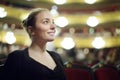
35, 27, 48, 36
34, 23, 50, 36
36, 24, 49, 31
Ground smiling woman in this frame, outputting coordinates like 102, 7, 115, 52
2, 8, 66, 80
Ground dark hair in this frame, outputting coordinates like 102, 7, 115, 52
22, 8, 49, 29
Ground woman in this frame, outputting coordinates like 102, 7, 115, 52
2, 8, 66, 80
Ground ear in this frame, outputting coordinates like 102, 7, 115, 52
27, 26, 35, 36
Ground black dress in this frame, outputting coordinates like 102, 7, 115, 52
2, 48, 66, 80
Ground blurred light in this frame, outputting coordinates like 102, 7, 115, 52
26, 0, 32, 1
76, 53, 85, 60
0, 7, 7, 18
3, 23, 8, 30
87, 16, 99, 27
55, 27, 61, 36
89, 28, 94, 34
116, 28, 120, 34
20, 13, 29, 20
0, 7, 4, 12
93, 11, 102, 15
53, 0, 66, 5
69, 28, 75, 34
85, 0, 96, 4
55, 16, 68, 27
76, 50, 85, 60
56, 48, 64, 54
61, 37, 75, 50
46, 42, 55, 51
50, 5, 59, 16
92, 36, 105, 49
5, 31, 16, 44
83, 48, 89, 55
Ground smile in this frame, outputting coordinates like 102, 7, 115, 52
48, 32, 55, 36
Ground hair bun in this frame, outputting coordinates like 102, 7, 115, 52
22, 19, 27, 27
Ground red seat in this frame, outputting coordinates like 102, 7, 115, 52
94, 66, 120, 80
65, 67, 94, 80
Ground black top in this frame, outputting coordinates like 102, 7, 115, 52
2, 48, 66, 80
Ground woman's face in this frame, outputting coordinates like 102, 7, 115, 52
31, 11, 56, 42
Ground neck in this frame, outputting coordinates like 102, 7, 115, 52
29, 40, 47, 54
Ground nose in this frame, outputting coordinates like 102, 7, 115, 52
50, 24, 56, 30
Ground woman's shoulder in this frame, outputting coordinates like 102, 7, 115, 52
8, 48, 27, 58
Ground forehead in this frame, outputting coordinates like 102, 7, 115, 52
36, 11, 53, 20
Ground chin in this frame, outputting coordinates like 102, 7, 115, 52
47, 38, 55, 42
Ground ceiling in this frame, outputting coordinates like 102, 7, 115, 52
0, 0, 120, 29
0, 0, 120, 48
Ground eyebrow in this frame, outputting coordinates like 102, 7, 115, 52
42, 18, 54, 21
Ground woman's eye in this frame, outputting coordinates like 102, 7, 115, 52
43, 21, 49, 24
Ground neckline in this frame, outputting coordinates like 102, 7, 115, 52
25, 48, 58, 71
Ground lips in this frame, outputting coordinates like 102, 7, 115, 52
48, 31, 55, 36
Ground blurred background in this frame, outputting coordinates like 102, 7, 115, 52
0, 0, 120, 68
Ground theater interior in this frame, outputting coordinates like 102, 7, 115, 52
0, 0, 120, 80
